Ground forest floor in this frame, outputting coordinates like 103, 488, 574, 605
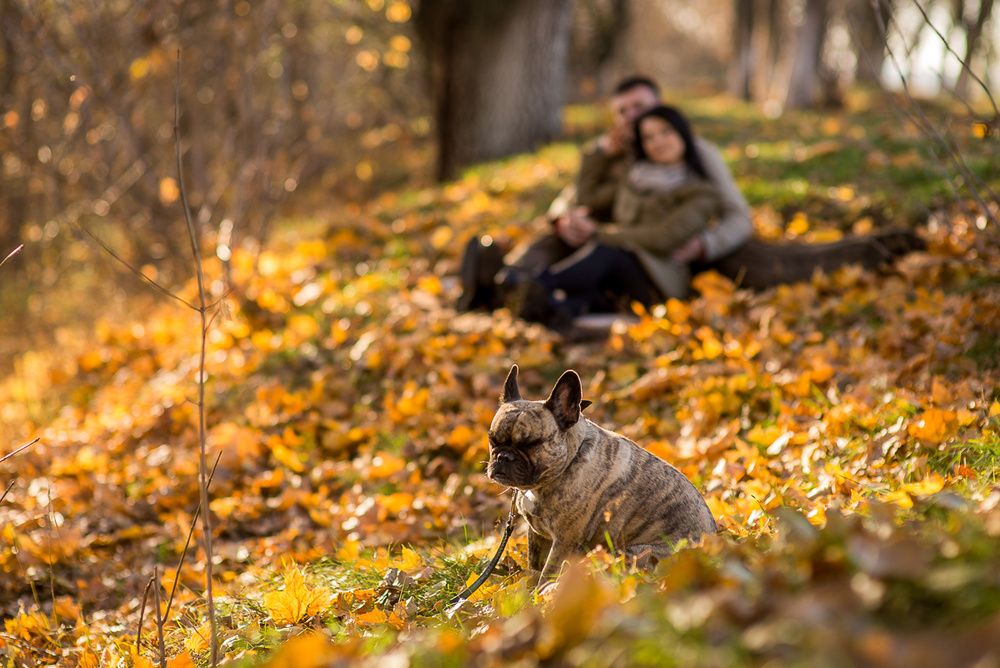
2, 92, 1000, 667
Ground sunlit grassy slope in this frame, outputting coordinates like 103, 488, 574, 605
1, 94, 999, 667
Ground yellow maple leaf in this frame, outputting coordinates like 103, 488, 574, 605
79, 649, 100, 668
4, 610, 49, 641
690, 270, 734, 298
336, 538, 361, 563
787, 212, 809, 236
184, 622, 212, 654
263, 564, 333, 625
392, 546, 423, 572
901, 474, 945, 497
267, 434, 305, 473
806, 505, 826, 526
879, 490, 914, 509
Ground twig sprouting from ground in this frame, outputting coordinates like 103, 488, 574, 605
135, 575, 156, 653
0, 438, 40, 465
164, 451, 222, 624
175, 48, 218, 667
154, 569, 167, 668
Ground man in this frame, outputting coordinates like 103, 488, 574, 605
458, 76, 752, 312
554, 76, 752, 267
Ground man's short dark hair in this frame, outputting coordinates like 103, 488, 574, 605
613, 75, 659, 96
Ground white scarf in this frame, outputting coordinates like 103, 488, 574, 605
627, 161, 691, 193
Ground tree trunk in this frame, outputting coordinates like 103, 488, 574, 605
784, 0, 830, 109
955, 0, 995, 97
848, 0, 891, 83
750, 0, 785, 102
729, 0, 756, 100
707, 228, 925, 290
414, 0, 574, 182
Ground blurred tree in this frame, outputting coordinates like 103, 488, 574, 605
567, 0, 629, 99
729, 0, 840, 109
413, 0, 575, 181
785, 0, 833, 109
847, 0, 892, 82
729, 0, 756, 100
954, 0, 995, 97
0, 0, 427, 284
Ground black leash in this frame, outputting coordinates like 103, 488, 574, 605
447, 493, 518, 611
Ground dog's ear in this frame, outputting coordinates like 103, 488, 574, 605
544, 370, 583, 429
500, 364, 521, 403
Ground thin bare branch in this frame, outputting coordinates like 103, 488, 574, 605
911, 0, 999, 118
0, 245, 23, 269
74, 224, 200, 310
0, 481, 15, 506
135, 575, 155, 653
175, 48, 218, 667
0, 438, 40, 465
164, 451, 223, 623
154, 569, 167, 668
871, 1, 999, 231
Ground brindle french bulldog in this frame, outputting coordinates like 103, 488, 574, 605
486, 365, 717, 583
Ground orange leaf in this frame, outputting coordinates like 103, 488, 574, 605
168, 653, 196, 668
130, 647, 154, 668
377, 492, 414, 516
907, 409, 958, 444
369, 452, 406, 479
355, 609, 388, 625
955, 465, 978, 480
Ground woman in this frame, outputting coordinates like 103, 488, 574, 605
523, 105, 722, 326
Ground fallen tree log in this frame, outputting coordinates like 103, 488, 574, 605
706, 227, 926, 290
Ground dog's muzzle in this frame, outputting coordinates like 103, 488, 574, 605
486, 450, 523, 486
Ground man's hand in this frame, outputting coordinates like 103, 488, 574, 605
596, 123, 631, 158
555, 207, 597, 247
671, 235, 706, 263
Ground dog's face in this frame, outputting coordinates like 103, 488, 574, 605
486, 365, 591, 489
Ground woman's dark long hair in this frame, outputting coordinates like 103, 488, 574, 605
633, 105, 708, 179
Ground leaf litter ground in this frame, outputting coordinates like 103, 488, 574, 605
1, 94, 1000, 667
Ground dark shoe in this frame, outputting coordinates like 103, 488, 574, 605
457, 237, 506, 311
515, 280, 575, 334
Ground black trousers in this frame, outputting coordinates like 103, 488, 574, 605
537, 242, 659, 315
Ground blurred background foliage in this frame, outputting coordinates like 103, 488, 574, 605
0, 0, 997, 338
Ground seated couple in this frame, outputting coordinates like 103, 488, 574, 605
458, 76, 752, 332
